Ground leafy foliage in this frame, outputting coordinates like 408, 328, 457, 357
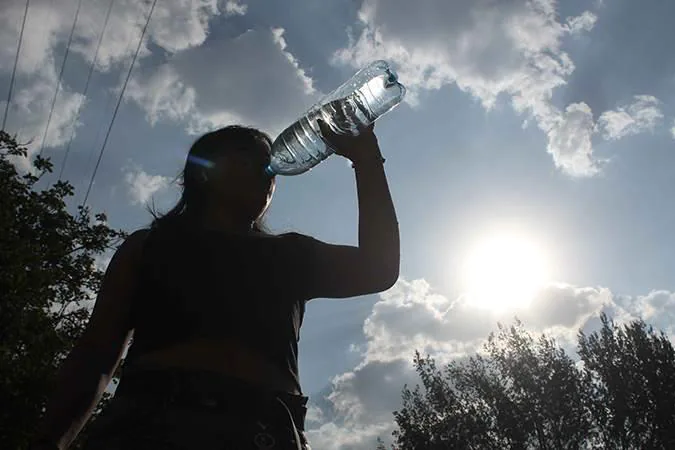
390, 315, 675, 449
578, 315, 675, 448
0, 131, 127, 449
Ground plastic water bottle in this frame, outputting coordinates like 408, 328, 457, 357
265, 60, 406, 176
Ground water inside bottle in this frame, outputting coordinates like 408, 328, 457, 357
266, 65, 405, 176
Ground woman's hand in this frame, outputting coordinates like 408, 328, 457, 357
317, 118, 383, 166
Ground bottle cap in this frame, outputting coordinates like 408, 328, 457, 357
264, 165, 276, 178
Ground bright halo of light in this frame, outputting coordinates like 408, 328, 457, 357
461, 231, 551, 311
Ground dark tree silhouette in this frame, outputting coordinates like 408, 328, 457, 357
578, 314, 675, 448
0, 130, 127, 449
388, 315, 675, 449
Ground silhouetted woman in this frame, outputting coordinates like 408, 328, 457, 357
31, 120, 399, 450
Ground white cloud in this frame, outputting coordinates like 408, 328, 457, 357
332, 0, 662, 177
545, 102, 599, 176
305, 277, 670, 449
145, 0, 246, 55
598, 95, 664, 140
615, 290, 675, 340
334, 1, 576, 106
70, 0, 152, 73
70, 0, 241, 72
0, 0, 250, 168
0, 1, 86, 164
124, 165, 171, 206
11, 72, 85, 143
125, 64, 198, 126
0, 0, 148, 76
271, 27, 315, 96
307, 421, 394, 450
566, 11, 598, 34
0, 69, 85, 168
126, 27, 320, 137
305, 404, 325, 426
224, 0, 247, 16
0, 0, 61, 75
149, 0, 219, 54
524, 284, 611, 328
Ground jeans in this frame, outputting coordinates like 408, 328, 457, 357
80, 367, 310, 450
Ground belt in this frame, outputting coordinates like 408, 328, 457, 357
115, 366, 309, 433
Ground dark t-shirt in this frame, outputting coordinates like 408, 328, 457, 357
124, 219, 333, 395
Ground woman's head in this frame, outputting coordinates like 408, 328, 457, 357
151, 125, 275, 231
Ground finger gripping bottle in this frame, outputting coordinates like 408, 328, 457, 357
266, 60, 406, 176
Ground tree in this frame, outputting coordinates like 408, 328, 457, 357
0, 131, 127, 449
389, 315, 675, 449
578, 315, 675, 448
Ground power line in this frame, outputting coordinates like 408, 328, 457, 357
58, 0, 117, 181
80, 31, 139, 194
80, 35, 139, 195
82, 0, 158, 208
2, 0, 30, 131
37, 0, 84, 159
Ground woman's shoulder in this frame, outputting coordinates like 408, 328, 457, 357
276, 231, 314, 242
274, 232, 327, 254
124, 228, 152, 247
113, 228, 153, 261
132, 227, 152, 237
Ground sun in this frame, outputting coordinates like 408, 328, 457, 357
461, 230, 551, 311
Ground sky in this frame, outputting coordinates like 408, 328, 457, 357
2, 0, 675, 448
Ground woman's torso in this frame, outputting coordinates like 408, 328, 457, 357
131, 337, 301, 395
123, 220, 308, 396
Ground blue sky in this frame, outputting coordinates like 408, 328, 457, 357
2, 0, 675, 448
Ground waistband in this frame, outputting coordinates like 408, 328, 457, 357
115, 365, 309, 432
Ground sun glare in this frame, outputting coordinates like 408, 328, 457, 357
461, 231, 551, 311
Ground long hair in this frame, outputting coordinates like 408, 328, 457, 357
148, 125, 273, 233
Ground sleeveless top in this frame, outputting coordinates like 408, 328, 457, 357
124, 219, 323, 395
